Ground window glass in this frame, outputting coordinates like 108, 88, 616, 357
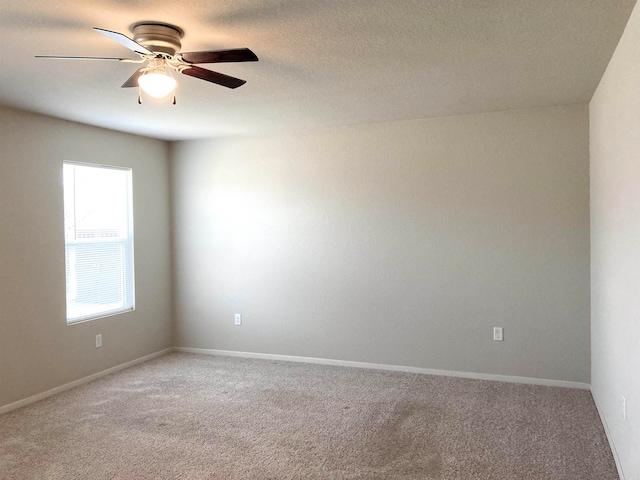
63, 163, 134, 323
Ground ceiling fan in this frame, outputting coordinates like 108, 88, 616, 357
36, 22, 258, 104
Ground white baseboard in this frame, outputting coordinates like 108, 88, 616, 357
173, 347, 591, 390
0, 348, 173, 415
0, 346, 591, 417
591, 386, 625, 480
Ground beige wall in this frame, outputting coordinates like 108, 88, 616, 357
171, 104, 590, 382
0, 105, 172, 408
590, 2, 640, 477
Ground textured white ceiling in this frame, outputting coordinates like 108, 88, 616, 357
0, 0, 635, 140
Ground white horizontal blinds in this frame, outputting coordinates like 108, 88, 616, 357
63, 163, 134, 323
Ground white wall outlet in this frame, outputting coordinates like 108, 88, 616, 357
234, 314, 242, 326
95, 334, 102, 348
623, 396, 627, 421
493, 327, 504, 341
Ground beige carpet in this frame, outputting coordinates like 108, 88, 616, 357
0, 353, 617, 479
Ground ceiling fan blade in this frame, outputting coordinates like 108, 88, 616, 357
179, 48, 258, 64
35, 55, 135, 61
93, 27, 153, 56
181, 65, 246, 89
121, 68, 145, 88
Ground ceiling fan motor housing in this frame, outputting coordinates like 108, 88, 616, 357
131, 23, 184, 55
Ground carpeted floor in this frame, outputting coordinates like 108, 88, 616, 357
0, 353, 617, 479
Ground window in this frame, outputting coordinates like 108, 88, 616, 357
63, 162, 134, 323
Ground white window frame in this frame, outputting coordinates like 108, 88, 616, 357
63, 162, 135, 324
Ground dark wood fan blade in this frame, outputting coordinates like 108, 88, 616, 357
93, 27, 153, 56
181, 65, 246, 89
121, 68, 144, 88
35, 55, 134, 61
179, 48, 258, 64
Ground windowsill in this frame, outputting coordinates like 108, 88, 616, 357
67, 306, 135, 325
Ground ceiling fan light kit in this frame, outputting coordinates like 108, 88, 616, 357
36, 22, 258, 104
137, 61, 176, 99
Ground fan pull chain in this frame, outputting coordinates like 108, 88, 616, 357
173, 95, 177, 105
137, 87, 142, 105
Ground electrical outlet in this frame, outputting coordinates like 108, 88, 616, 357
234, 314, 242, 326
493, 327, 504, 341
95, 334, 102, 348
623, 396, 627, 421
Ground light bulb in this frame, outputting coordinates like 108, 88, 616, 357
138, 72, 176, 99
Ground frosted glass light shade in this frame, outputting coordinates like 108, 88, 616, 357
139, 72, 176, 99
